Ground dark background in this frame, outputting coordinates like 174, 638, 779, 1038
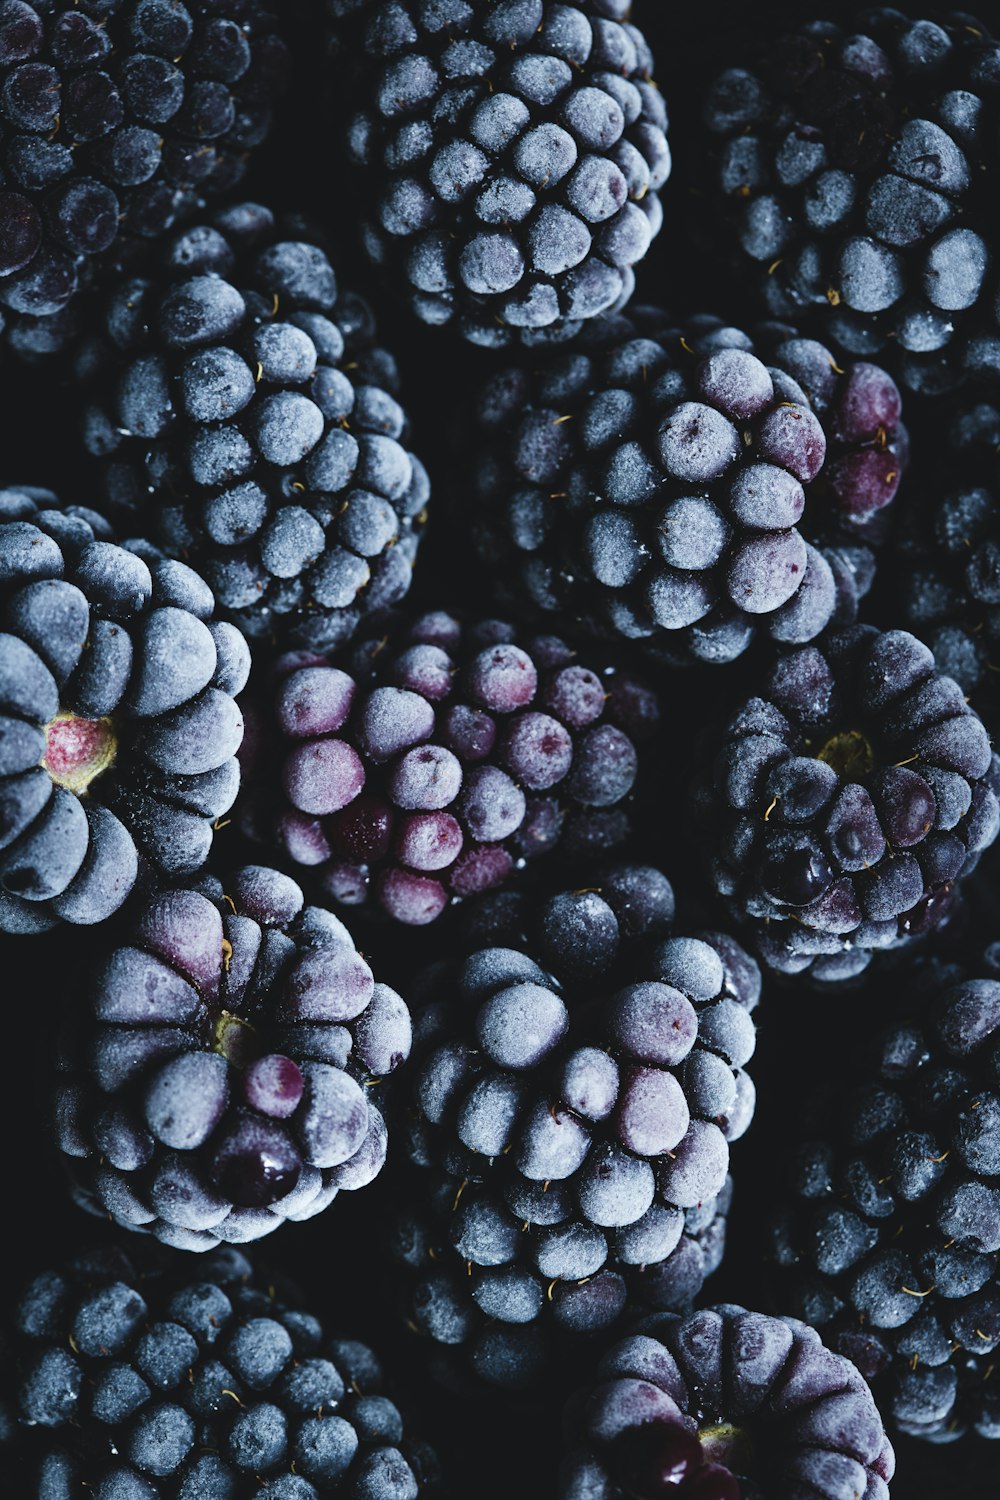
2, 3, 998, 1496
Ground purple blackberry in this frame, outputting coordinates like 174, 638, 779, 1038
472, 308, 905, 664
692, 623, 1000, 982
770, 954, 1000, 1443
332, 0, 669, 347
0, 1243, 439, 1496
391, 864, 759, 1389
0, 0, 289, 362
0, 485, 245, 935
237, 610, 660, 925
558, 1302, 894, 1499
78, 200, 429, 650
700, 13, 1000, 397
53, 864, 411, 1251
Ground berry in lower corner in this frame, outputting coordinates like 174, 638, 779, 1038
53, 864, 411, 1250
691, 623, 1000, 982
0, 1243, 439, 1497
78, 199, 430, 650
558, 1303, 894, 1499
0, 486, 246, 934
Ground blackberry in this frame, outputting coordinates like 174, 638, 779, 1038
700, 12, 1000, 398
0, 485, 245, 935
238, 610, 660, 926
692, 623, 1000, 982
54, 864, 411, 1252
332, 0, 669, 347
770, 955, 1000, 1443
0, 0, 288, 362
558, 1302, 894, 1499
0, 1242, 438, 1496
391, 863, 759, 1389
472, 308, 905, 665
78, 200, 429, 650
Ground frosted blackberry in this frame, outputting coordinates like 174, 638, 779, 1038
0, 485, 245, 935
770, 955, 1000, 1443
78, 200, 429, 650
473, 308, 904, 664
53, 864, 411, 1251
392, 864, 759, 1388
334, 0, 669, 347
238, 610, 659, 925
701, 12, 1000, 397
894, 394, 1000, 732
558, 1302, 894, 1499
693, 624, 1000, 982
0, 1, 288, 361
0, 1243, 438, 1496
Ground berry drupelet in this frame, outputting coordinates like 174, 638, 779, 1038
391, 864, 759, 1389
692, 624, 1000, 982
0, 0, 289, 361
238, 609, 660, 925
558, 1303, 894, 1499
472, 308, 905, 665
0, 1243, 438, 1497
53, 864, 411, 1251
78, 200, 429, 651
0, 485, 245, 934
770, 954, 1000, 1444
701, 12, 1000, 397
332, 0, 670, 347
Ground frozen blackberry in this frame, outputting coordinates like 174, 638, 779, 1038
0, 485, 246, 935
53, 863, 411, 1252
770, 955, 1000, 1443
558, 1302, 894, 1499
391, 864, 759, 1389
701, 12, 1000, 397
0, 0, 288, 362
238, 610, 660, 925
0, 1242, 438, 1496
692, 623, 1000, 982
78, 200, 429, 650
333, 0, 669, 347
472, 308, 904, 664
894, 394, 1000, 733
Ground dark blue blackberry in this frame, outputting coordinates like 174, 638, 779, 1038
701, 12, 1000, 397
770, 954, 1000, 1443
0, 1243, 438, 1496
237, 609, 660, 926
0, 485, 245, 934
692, 623, 1000, 982
472, 308, 905, 665
558, 1302, 894, 1499
390, 864, 759, 1389
330, 0, 670, 347
78, 200, 429, 650
0, 1, 289, 362
54, 864, 411, 1251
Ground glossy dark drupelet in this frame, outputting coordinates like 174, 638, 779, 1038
333, 0, 670, 347
54, 864, 411, 1251
0, 1243, 437, 1497
693, 624, 1000, 981
78, 200, 429, 650
238, 610, 660, 925
0, 0, 288, 361
392, 865, 759, 1388
701, 12, 1000, 396
0, 485, 246, 934
472, 308, 904, 664
558, 1302, 894, 1499
770, 958, 1000, 1444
